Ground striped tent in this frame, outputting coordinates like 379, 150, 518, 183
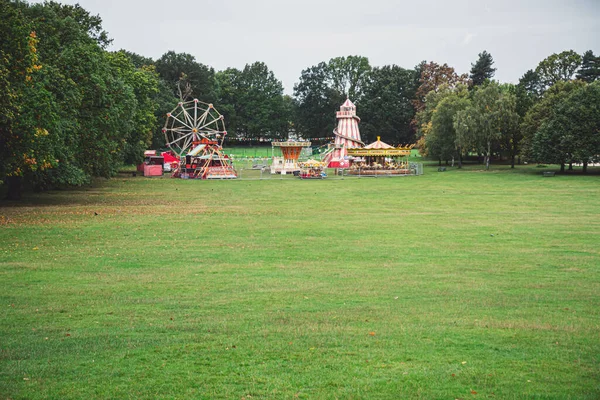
324, 99, 364, 168
364, 137, 394, 149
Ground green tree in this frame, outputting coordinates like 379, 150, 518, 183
360, 65, 418, 144
533, 82, 600, 173
327, 56, 371, 102
293, 62, 339, 138
108, 51, 159, 164
412, 61, 470, 113
427, 85, 471, 166
470, 50, 496, 86
155, 51, 216, 102
454, 82, 516, 170
535, 50, 582, 92
216, 62, 289, 139
496, 84, 521, 168
521, 80, 586, 169
576, 50, 600, 83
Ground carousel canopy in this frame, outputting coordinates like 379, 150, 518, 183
348, 137, 414, 157
364, 136, 394, 149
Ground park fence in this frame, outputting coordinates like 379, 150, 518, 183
229, 159, 423, 181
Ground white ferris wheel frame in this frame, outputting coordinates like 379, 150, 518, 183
162, 99, 227, 156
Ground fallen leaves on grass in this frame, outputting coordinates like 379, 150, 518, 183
369, 332, 376, 336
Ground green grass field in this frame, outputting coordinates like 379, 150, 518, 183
1, 164, 599, 399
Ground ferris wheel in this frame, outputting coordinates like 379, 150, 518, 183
162, 99, 227, 156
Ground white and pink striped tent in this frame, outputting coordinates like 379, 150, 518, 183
324, 99, 364, 168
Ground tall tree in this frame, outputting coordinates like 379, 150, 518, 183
327, 56, 371, 102
216, 62, 289, 139
470, 50, 496, 86
521, 80, 586, 169
412, 61, 470, 114
426, 85, 470, 166
454, 82, 515, 170
360, 65, 418, 144
533, 81, 600, 173
535, 50, 582, 92
496, 85, 521, 168
576, 50, 600, 83
154, 51, 216, 102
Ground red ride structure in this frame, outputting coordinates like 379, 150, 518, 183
162, 99, 237, 179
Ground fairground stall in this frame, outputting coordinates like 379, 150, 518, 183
347, 137, 415, 175
162, 99, 237, 179
270, 141, 311, 174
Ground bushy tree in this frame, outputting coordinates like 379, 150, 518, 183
535, 50, 582, 92
360, 65, 418, 144
521, 80, 586, 167
1, 1, 161, 198
216, 62, 289, 139
577, 50, 600, 83
533, 82, 600, 173
154, 51, 216, 102
293, 56, 372, 138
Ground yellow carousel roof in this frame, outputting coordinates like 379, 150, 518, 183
348, 137, 414, 157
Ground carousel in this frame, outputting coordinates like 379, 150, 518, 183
298, 159, 327, 179
347, 137, 415, 175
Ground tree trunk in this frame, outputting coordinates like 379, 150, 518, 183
511, 154, 515, 169
486, 142, 491, 170
445, 159, 449, 166
478, 153, 482, 164
6, 176, 22, 200
458, 151, 462, 169
583, 162, 588, 174
438, 158, 442, 166
568, 162, 573, 171
560, 162, 565, 173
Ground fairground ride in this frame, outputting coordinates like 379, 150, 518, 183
162, 99, 237, 179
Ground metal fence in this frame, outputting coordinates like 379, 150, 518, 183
227, 159, 423, 181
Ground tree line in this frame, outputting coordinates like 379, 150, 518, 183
1, 1, 599, 198
415, 50, 600, 173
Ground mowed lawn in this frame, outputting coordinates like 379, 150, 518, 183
1, 166, 599, 399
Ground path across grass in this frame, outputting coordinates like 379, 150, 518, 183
1, 164, 599, 398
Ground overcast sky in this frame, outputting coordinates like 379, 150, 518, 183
43, 0, 599, 94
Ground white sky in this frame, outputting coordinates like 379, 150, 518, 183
37, 0, 599, 94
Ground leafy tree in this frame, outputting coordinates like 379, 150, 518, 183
360, 65, 418, 144
293, 62, 339, 138
154, 51, 216, 102
470, 50, 496, 86
412, 61, 470, 113
120, 50, 154, 68
454, 82, 516, 170
1, 1, 162, 198
293, 56, 372, 138
521, 80, 586, 168
427, 85, 470, 166
533, 82, 600, 173
327, 56, 371, 102
576, 50, 600, 83
535, 50, 582, 92
108, 51, 159, 164
496, 84, 521, 168
216, 62, 289, 139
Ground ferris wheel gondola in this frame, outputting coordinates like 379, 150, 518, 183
162, 99, 227, 157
